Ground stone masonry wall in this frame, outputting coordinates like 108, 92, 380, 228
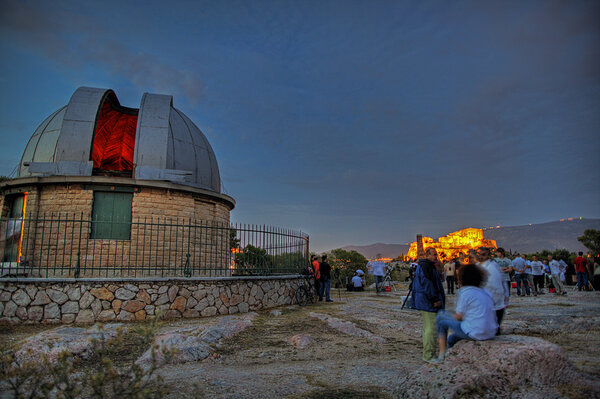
0, 277, 302, 324
132, 187, 230, 225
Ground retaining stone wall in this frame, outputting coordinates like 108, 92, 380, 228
0, 277, 302, 324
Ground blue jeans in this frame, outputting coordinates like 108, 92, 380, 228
516, 273, 530, 295
319, 279, 331, 300
436, 311, 470, 348
577, 272, 589, 291
375, 275, 384, 292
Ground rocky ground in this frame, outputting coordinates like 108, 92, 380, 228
2, 283, 599, 398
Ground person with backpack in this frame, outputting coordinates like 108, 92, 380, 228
410, 247, 446, 363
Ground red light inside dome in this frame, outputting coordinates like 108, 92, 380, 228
92, 97, 138, 171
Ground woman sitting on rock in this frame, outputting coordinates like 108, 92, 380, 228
435, 263, 498, 361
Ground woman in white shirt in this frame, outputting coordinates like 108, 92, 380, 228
435, 263, 498, 361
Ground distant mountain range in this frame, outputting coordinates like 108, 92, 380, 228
483, 218, 599, 254
341, 243, 411, 259
339, 218, 600, 259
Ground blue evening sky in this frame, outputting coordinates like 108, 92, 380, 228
1, 0, 599, 252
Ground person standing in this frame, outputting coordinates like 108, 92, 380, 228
593, 260, 600, 291
512, 253, 530, 296
368, 260, 387, 293
476, 247, 506, 329
319, 255, 333, 302
530, 256, 545, 295
443, 259, 456, 295
494, 248, 513, 303
574, 252, 589, 291
524, 256, 536, 296
548, 255, 567, 295
558, 258, 568, 284
410, 247, 446, 362
311, 256, 321, 298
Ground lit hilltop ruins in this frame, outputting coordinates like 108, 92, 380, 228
407, 228, 497, 261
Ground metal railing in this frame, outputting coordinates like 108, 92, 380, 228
0, 214, 310, 278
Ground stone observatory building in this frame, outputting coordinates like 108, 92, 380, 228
0, 87, 235, 278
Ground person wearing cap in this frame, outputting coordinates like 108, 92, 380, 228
352, 270, 365, 291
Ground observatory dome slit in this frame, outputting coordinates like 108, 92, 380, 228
92, 93, 138, 174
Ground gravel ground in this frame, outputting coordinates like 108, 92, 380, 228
155, 284, 600, 398
2, 283, 599, 398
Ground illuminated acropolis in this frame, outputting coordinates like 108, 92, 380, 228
407, 228, 497, 261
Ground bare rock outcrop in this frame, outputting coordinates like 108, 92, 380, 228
310, 312, 385, 343
14, 324, 125, 364
136, 312, 257, 368
395, 334, 600, 399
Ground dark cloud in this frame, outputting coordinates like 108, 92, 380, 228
1, 0, 598, 251
0, 0, 204, 104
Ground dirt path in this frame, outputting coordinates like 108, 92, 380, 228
2, 284, 599, 398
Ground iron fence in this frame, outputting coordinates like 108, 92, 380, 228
0, 213, 310, 278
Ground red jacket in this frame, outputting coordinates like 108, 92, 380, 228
312, 260, 321, 280
574, 256, 588, 273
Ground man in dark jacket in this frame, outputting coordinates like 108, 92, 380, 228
411, 247, 446, 362
319, 255, 333, 302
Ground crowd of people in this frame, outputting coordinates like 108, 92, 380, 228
410, 247, 599, 364
308, 246, 599, 364
439, 250, 599, 297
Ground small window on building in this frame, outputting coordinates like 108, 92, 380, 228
91, 191, 132, 240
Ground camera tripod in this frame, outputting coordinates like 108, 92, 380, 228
401, 282, 412, 309
382, 265, 399, 292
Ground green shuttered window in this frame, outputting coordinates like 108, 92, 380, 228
91, 191, 132, 240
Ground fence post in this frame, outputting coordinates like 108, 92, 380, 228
184, 217, 192, 277
74, 212, 83, 279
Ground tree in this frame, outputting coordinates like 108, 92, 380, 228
578, 229, 600, 257
233, 244, 272, 275
327, 249, 368, 285
229, 228, 240, 250
552, 249, 572, 263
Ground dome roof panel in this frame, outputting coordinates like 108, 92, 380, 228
167, 108, 220, 192
18, 87, 223, 193
195, 146, 215, 189
19, 106, 67, 177
33, 129, 61, 162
